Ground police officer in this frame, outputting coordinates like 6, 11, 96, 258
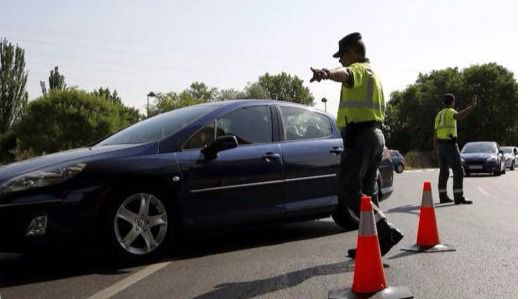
433, 93, 478, 204
310, 32, 403, 258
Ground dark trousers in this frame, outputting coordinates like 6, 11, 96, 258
338, 126, 384, 217
438, 142, 464, 198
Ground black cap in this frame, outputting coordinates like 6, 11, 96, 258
443, 93, 456, 105
333, 32, 363, 58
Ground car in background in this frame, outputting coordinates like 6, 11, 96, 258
0, 100, 394, 261
461, 141, 506, 176
501, 146, 518, 170
389, 150, 405, 173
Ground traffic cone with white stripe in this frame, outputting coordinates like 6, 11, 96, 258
402, 181, 455, 253
329, 195, 413, 299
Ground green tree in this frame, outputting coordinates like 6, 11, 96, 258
150, 91, 207, 116
385, 63, 517, 153
183, 81, 219, 102
248, 72, 314, 105
0, 39, 28, 134
0, 39, 28, 164
242, 82, 269, 99
15, 89, 131, 155
49, 66, 66, 90
92, 87, 121, 104
92, 87, 141, 124
217, 88, 247, 100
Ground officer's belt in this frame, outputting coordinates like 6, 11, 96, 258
438, 139, 457, 144
345, 121, 382, 131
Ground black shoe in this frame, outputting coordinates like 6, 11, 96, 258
347, 248, 356, 258
439, 195, 453, 204
377, 220, 404, 256
455, 197, 473, 205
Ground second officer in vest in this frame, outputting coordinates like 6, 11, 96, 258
310, 32, 403, 258
433, 93, 477, 204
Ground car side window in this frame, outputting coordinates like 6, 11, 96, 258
183, 122, 216, 150
216, 106, 273, 144
279, 106, 332, 141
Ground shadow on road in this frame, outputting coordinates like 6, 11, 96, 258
385, 201, 460, 217
0, 220, 345, 288
191, 260, 352, 299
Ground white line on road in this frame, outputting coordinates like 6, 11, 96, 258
405, 168, 438, 173
477, 187, 490, 197
86, 261, 171, 299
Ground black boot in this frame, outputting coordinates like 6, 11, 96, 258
454, 195, 473, 204
439, 193, 453, 204
347, 221, 404, 259
377, 219, 404, 256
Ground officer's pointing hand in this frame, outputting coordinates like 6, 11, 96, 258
310, 67, 324, 82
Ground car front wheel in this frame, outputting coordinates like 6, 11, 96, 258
395, 163, 404, 173
332, 202, 359, 230
106, 192, 174, 261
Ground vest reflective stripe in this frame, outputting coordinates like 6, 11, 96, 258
435, 108, 457, 139
336, 63, 385, 128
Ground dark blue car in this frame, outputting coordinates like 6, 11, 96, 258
461, 141, 506, 176
0, 100, 393, 260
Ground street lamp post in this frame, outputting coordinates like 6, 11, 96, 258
321, 97, 328, 112
146, 91, 156, 117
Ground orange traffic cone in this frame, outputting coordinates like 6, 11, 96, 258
402, 181, 455, 253
329, 195, 413, 299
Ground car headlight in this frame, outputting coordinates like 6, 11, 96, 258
0, 162, 86, 194
487, 156, 497, 162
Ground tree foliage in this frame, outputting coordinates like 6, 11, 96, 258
150, 91, 207, 116
0, 39, 28, 134
92, 87, 141, 124
385, 63, 517, 153
48, 66, 66, 91
15, 89, 133, 155
250, 72, 314, 105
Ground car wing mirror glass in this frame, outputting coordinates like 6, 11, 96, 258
201, 135, 238, 159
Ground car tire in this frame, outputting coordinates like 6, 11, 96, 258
395, 163, 404, 173
104, 191, 175, 262
332, 203, 359, 230
511, 160, 515, 170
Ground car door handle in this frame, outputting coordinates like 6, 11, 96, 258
329, 147, 344, 155
262, 152, 281, 161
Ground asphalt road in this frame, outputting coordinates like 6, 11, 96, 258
0, 169, 518, 299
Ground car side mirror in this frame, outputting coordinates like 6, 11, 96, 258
201, 135, 238, 159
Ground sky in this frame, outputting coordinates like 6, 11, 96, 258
0, 0, 519, 117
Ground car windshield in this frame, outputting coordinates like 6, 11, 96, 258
97, 104, 217, 146
501, 147, 514, 154
462, 142, 498, 154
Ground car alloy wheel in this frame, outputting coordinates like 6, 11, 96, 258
113, 193, 169, 256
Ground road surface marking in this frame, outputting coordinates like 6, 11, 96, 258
87, 261, 171, 299
405, 168, 438, 173
477, 187, 490, 197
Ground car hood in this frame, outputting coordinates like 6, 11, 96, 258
461, 153, 497, 160
0, 143, 158, 182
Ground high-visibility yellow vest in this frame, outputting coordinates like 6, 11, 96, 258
434, 108, 457, 139
336, 62, 385, 129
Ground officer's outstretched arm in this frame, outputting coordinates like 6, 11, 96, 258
454, 95, 478, 120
